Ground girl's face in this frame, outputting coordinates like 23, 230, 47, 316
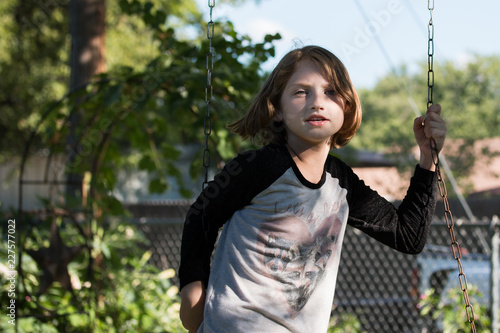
276, 60, 345, 150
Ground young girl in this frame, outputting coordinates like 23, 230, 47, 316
179, 45, 446, 332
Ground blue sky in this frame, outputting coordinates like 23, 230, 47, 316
196, 0, 500, 88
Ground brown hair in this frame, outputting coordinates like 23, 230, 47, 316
228, 45, 362, 148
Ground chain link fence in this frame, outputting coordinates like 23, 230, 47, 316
127, 202, 498, 333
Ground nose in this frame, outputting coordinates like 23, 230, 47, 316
309, 91, 325, 111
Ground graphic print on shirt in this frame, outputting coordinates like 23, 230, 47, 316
256, 211, 343, 316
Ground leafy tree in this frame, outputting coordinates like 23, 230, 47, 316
349, 56, 500, 191
0, 0, 69, 159
437, 55, 500, 140
0, 0, 202, 160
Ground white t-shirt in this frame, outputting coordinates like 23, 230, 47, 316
179, 144, 437, 332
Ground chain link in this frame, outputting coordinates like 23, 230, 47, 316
427, 2, 476, 331
427, 0, 435, 109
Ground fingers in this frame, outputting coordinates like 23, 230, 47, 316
415, 104, 446, 170
426, 103, 441, 116
420, 103, 440, 125
417, 104, 441, 129
423, 104, 446, 139
414, 115, 425, 132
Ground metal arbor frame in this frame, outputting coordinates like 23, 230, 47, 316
16, 89, 120, 330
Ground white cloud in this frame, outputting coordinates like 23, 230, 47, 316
454, 52, 475, 69
242, 18, 295, 43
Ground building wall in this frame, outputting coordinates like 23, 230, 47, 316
0, 155, 67, 211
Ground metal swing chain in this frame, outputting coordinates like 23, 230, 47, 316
203, 0, 215, 191
202, 0, 215, 241
427, 2, 476, 331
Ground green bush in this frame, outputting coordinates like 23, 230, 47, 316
418, 286, 494, 332
0, 214, 186, 333
328, 312, 365, 333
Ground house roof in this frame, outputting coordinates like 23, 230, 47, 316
464, 137, 500, 195
353, 138, 500, 197
352, 138, 500, 218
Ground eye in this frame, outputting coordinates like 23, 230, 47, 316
286, 271, 301, 280
294, 90, 307, 96
325, 89, 336, 96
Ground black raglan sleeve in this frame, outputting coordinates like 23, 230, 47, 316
178, 145, 290, 290
337, 160, 437, 254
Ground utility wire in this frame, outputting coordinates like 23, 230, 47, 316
351, 0, 476, 222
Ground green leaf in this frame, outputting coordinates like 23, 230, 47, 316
179, 187, 193, 199
148, 177, 168, 193
161, 143, 181, 160
139, 250, 153, 266
102, 195, 125, 215
100, 243, 111, 259
138, 154, 156, 172
104, 83, 124, 106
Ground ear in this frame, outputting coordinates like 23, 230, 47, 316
268, 99, 283, 122
273, 106, 283, 122
273, 111, 283, 122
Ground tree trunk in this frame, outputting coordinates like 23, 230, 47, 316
66, 0, 106, 199
69, 0, 106, 90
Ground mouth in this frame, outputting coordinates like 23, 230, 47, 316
306, 115, 329, 126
